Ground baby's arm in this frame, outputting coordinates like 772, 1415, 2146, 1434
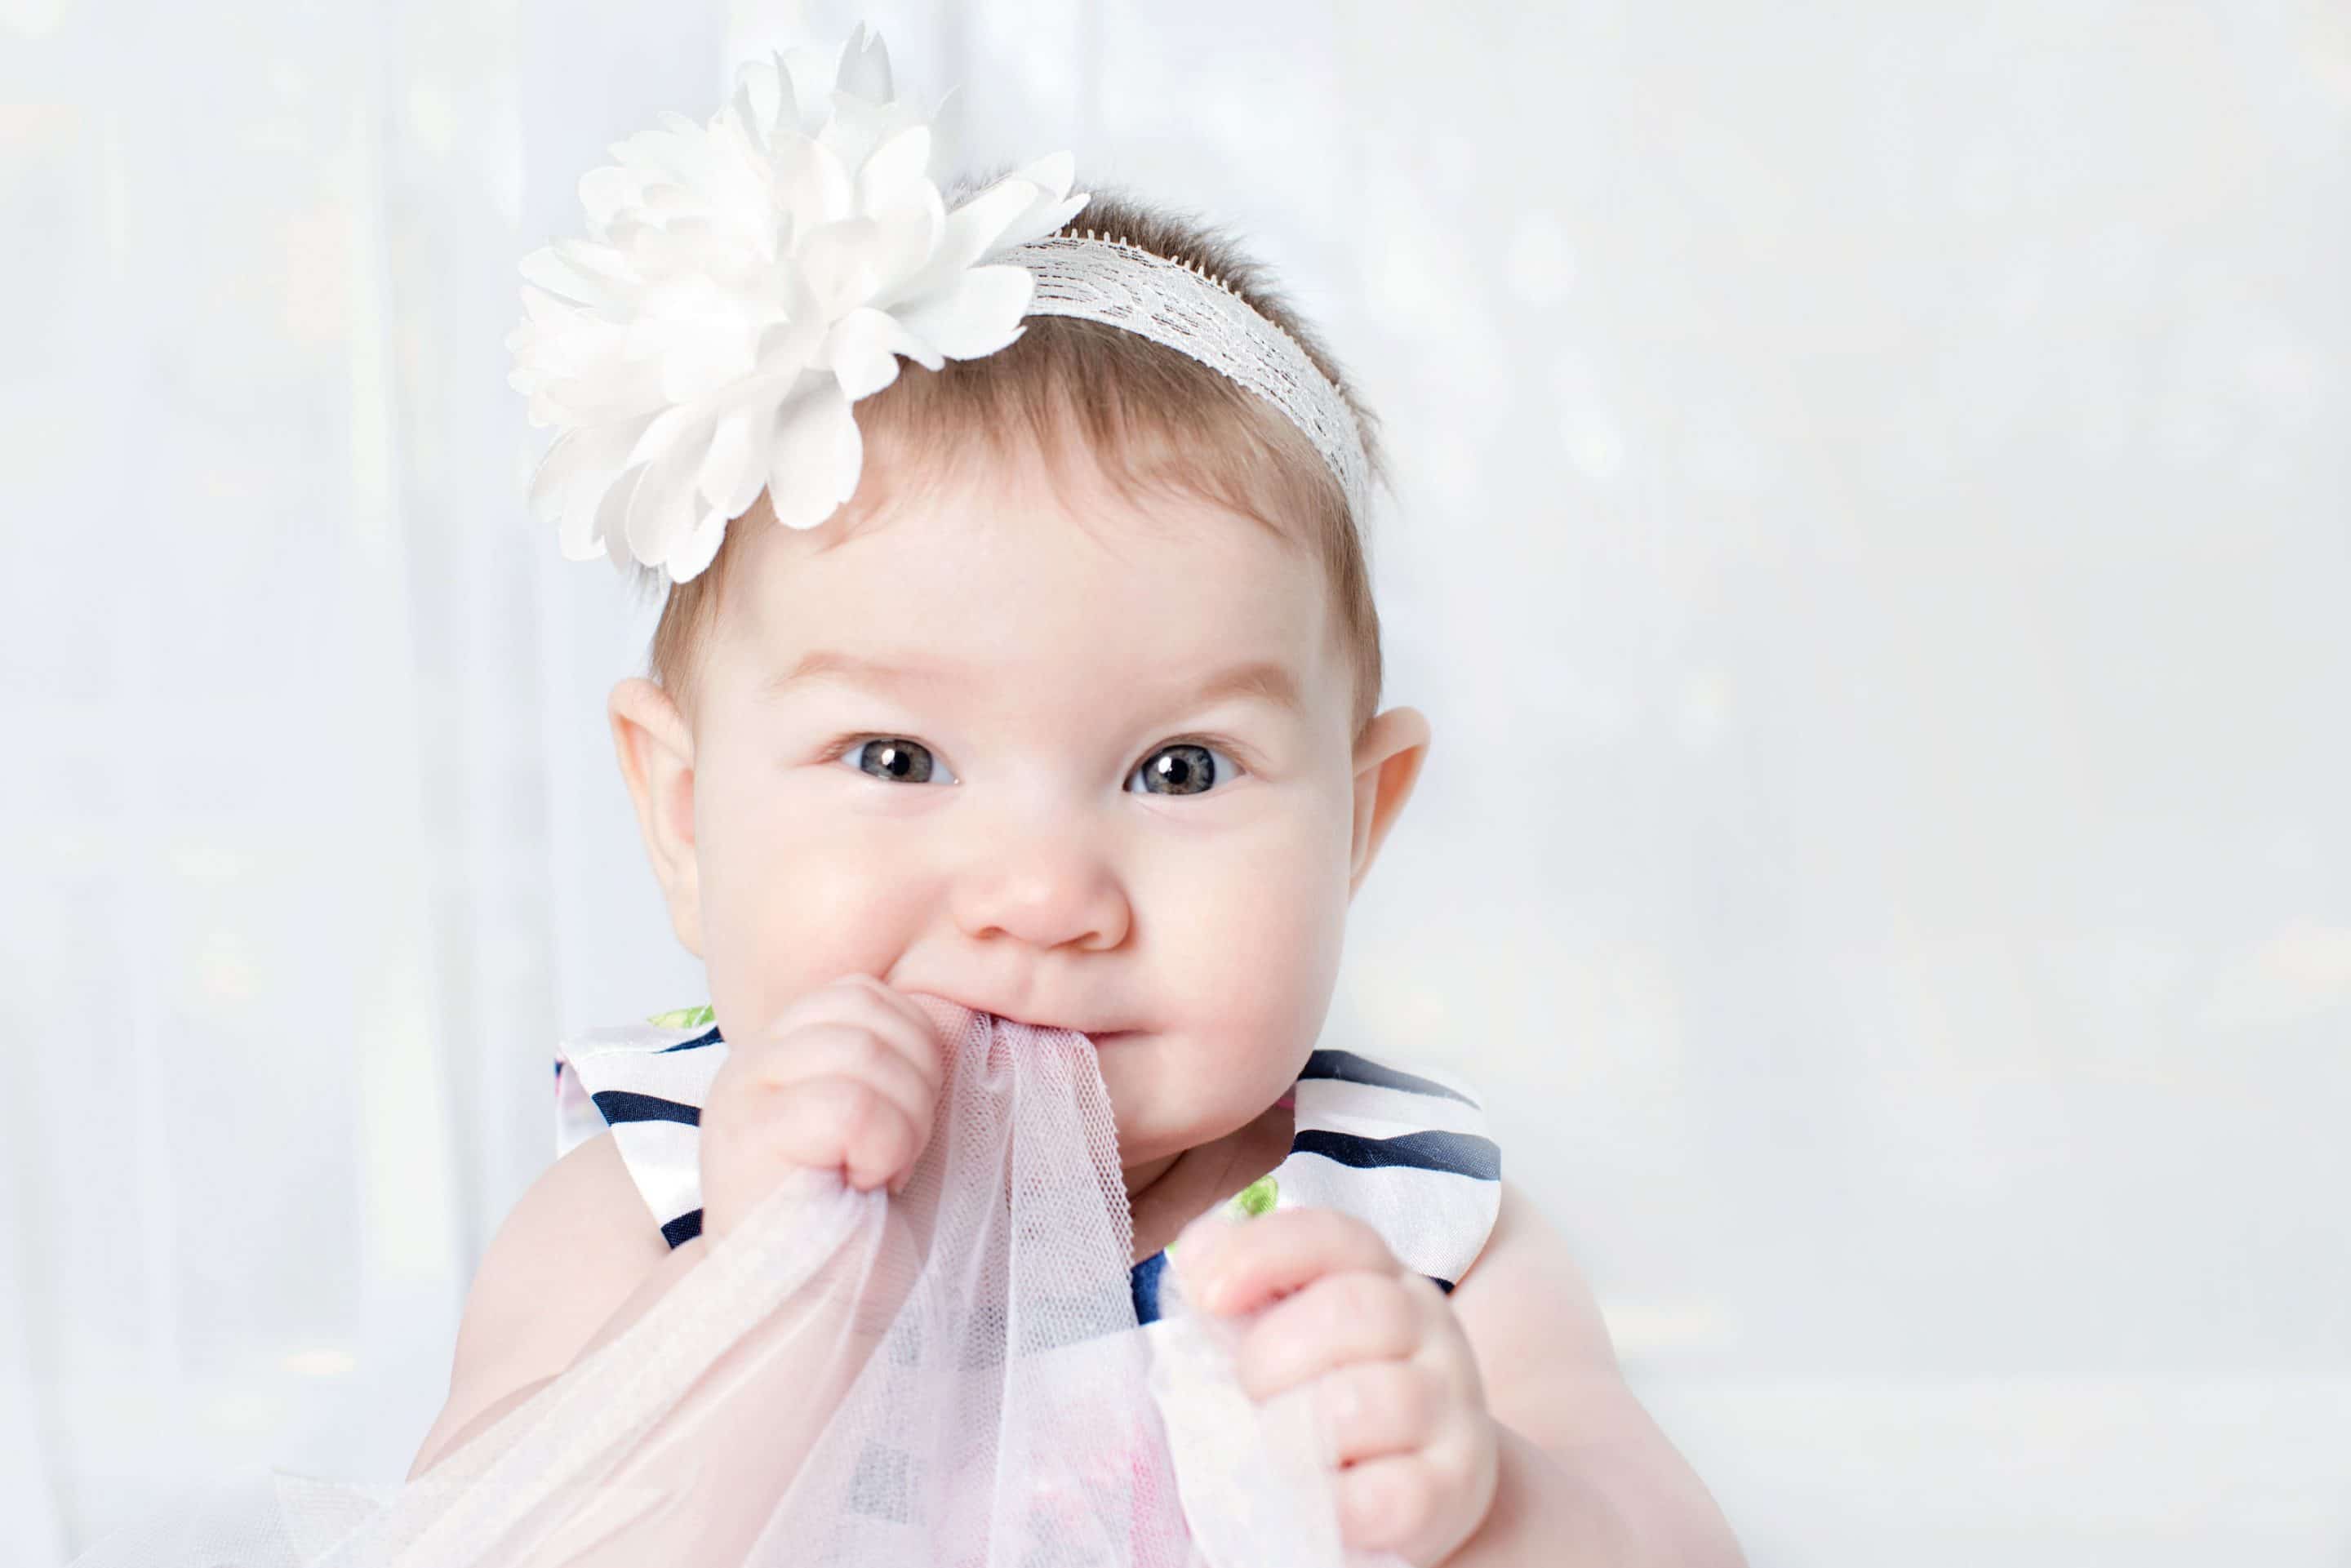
1444, 1179, 1744, 1566
406, 1131, 679, 1481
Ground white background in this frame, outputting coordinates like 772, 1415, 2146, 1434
2, 0, 2346, 1562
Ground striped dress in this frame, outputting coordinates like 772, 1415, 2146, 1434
553, 1006, 1502, 1325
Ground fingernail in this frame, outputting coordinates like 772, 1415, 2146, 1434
1189, 1238, 1244, 1315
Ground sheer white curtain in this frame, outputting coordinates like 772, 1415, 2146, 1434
5, 0, 2347, 1563
0, 0, 717, 1552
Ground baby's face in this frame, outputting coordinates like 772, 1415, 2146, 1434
626, 438, 1420, 1175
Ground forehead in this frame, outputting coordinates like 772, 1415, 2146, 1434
713, 439, 1340, 700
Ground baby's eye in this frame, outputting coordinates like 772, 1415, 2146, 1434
839, 737, 958, 785
835, 737, 1239, 793
1127, 740, 1245, 797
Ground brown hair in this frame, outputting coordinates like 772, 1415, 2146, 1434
635, 180, 1389, 737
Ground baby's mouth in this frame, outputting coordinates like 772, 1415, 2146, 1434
913, 994, 1140, 1046
998, 1016, 1138, 1047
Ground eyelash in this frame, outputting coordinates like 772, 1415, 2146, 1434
818, 733, 1254, 789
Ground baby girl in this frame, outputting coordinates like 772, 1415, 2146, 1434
406, 36, 1740, 1567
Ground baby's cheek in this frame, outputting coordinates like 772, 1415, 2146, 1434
700, 815, 907, 1039
1161, 825, 1350, 1065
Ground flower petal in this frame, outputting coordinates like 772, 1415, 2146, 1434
835, 22, 892, 105
518, 244, 605, 308
696, 406, 764, 518
624, 402, 707, 471
771, 132, 852, 236
822, 88, 922, 175
669, 500, 731, 583
863, 183, 945, 303
557, 473, 608, 560
592, 462, 650, 564
576, 165, 644, 233
513, 282, 566, 335
778, 43, 838, 131
767, 51, 802, 129
656, 309, 761, 406
529, 417, 647, 553
868, 187, 1021, 311
624, 440, 701, 566
891, 264, 1033, 360
855, 123, 931, 214
1008, 149, 1076, 201
755, 309, 825, 384
824, 305, 934, 400
731, 53, 795, 151
984, 181, 1090, 255
513, 25, 1094, 571
527, 429, 603, 557
797, 216, 883, 318
526, 427, 587, 522
766, 380, 863, 531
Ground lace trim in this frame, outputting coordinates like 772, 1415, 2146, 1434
1007, 233, 1375, 525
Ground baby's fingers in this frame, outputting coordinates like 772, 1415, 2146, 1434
755, 1076, 927, 1194
1175, 1206, 1398, 1317
1311, 1358, 1444, 1466
1332, 1453, 1442, 1559
788, 977, 947, 1095
755, 1021, 939, 1144
1233, 1268, 1432, 1401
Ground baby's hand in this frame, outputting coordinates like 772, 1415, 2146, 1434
1169, 1207, 1500, 1566
699, 974, 946, 1245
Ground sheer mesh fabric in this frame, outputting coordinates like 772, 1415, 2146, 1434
69, 1011, 1401, 1567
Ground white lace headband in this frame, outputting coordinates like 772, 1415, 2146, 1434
506, 23, 1375, 584
1011, 232, 1373, 526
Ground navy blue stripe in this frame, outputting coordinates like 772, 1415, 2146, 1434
659, 1025, 723, 1053
592, 1090, 701, 1127
1298, 1050, 1478, 1108
1128, 1250, 1452, 1323
663, 1209, 703, 1248
1130, 1250, 1167, 1325
1290, 1128, 1500, 1180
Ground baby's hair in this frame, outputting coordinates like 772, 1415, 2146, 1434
634, 180, 1390, 740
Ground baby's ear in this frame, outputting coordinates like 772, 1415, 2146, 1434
608, 677, 704, 957
1347, 705, 1431, 899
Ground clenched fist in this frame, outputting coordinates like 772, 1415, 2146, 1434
1170, 1206, 1502, 1566
699, 973, 955, 1246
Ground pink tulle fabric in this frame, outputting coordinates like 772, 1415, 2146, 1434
68, 1010, 1405, 1568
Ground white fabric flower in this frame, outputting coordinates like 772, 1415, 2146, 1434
506, 24, 1089, 582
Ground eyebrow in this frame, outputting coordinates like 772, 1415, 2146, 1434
762, 649, 956, 699
763, 650, 1304, 716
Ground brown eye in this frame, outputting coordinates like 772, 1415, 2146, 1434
844, 737, 953, 784
1128, 741, 1242, 797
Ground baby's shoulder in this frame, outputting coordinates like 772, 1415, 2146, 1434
488, 1130, 673, 1339
500, 1130, 675, 1307
416, 1121, 674, 1473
